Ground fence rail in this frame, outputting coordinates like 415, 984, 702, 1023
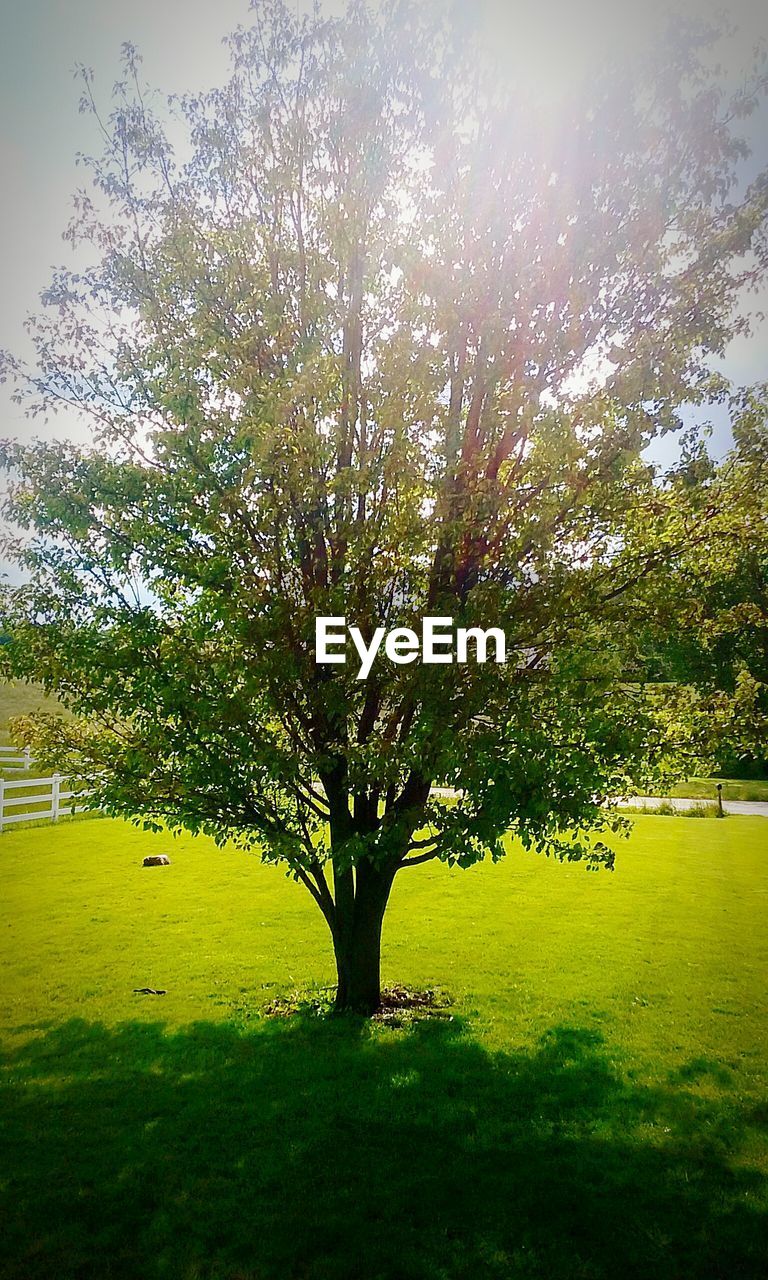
0, 774, 93, 832
0, 745, 34, 772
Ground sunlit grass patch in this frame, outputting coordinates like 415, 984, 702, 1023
1, 814, 767, 1278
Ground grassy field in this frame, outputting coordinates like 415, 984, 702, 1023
1, 815, 767, 1279
0, 680, 63, 743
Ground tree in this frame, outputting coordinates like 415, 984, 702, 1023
1, 0, 767, 1012
627, 390, 768, 775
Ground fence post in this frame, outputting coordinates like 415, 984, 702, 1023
0, 776, 4, 834
23, 746, 31, 771
51, 774, 61, 823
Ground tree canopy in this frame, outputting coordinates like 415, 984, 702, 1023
1, 0, 767, 1010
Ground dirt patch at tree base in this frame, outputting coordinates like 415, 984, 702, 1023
263, 985, 454, 1023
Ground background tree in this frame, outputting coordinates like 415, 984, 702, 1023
1, 0, 767, 1011
627, 389, 768, 777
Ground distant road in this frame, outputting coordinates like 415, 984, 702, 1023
431, 787, 768, 818
617, 796, 768, 818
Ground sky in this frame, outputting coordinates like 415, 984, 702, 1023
0, 0, 767, 464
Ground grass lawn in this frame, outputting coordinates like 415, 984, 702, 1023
1, 816, 767, 1279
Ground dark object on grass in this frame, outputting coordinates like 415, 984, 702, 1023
142, 855, 170, 867
133, 988, 167, 995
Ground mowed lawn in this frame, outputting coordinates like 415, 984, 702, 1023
1, 816, 767, 1279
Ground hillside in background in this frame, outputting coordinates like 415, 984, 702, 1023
0, 680, 64, 740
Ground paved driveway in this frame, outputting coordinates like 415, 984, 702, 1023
617, 796, 768, 817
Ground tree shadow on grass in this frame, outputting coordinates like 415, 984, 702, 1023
1, 1015, 766, 1279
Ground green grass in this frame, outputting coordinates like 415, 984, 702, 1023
1, 816, 767, 1279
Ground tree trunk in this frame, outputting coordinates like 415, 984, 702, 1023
331, 862, 395, 1015
333, 913, 384, 1015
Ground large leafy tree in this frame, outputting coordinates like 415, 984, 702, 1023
1, 0, 767, 1011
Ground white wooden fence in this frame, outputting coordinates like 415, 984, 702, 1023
0, 774, 93, 832
0, 745, 34, 771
